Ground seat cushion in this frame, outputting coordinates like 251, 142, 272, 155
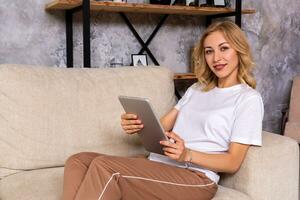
0, 167, 250, 200
0, 167, 64, 200
212, 185, 251, 200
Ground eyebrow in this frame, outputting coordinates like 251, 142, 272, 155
204, 42, 229, 49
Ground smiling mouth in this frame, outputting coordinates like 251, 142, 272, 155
213, 64, 227, 71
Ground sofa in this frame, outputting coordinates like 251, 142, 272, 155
284, 76, 300, 142
0, 64, 298, 200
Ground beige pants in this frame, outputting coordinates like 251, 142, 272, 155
62, 152, 217, 200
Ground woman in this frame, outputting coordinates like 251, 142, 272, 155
62, 21, 264, 200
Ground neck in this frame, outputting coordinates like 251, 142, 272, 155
217, 66, 240, 88
218, 78, 240, 88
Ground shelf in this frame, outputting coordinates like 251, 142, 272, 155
174, 73, 197, 80
46, 0, 82, 10
45, 0, 251, 98
46, 1, 255, 16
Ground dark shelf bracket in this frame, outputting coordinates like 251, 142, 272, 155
119, 12, 160, 66
66, 10, 73, 68
138, 14, 169, 55
235, 0, 242, 27
83, 0, 91, 68
65, 3, 90, 68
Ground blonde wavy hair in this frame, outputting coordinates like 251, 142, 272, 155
192, 21, 256, 91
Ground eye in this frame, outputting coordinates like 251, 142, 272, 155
205, 49, 213, 55
220, 46, 229, 52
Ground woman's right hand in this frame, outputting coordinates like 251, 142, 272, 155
120, 113, 144, 135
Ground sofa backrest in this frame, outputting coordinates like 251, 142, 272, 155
289, 76, 300, 123
0, 64, 176, 175
283, 76, 300, 142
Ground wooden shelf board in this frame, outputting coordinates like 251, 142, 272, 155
46, 0, 81, 10
46, 0, 255, 16
91, 2, 255, 15
174, 73, 197, 80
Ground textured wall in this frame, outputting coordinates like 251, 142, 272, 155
0, 0, 300, 133
243, 0, 300, 133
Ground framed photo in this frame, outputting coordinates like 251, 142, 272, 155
131, 54, 148, 66
212, 0, 225, 6
205, 0, 225, 6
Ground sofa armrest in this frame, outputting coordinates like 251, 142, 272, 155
284, 122, 300, 143
219, 131, 299, 200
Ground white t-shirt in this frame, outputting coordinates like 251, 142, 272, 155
148, 83, 264, 183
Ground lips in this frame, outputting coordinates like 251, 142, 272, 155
213, 64, 227, 71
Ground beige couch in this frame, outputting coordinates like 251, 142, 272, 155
0, 64, 298, 200
284, 76, 300, 142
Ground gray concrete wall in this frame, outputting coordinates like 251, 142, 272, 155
0, 0, 300, 133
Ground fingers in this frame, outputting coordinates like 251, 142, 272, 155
121, 119, 142, 126
120, 113, 144, 134
160, 139, 184, 151
160, 131, 183, 146
160, 141, 184, 155
163, 147, 182, 154
121, 113, 141, 125
162, 146, 185, 161
160, 140, 177, 148
160, 131, 186, 162
121, 113, 137, 120
165, 131, 182, 142
122, 124, 144, 131
125, 128, 142, 134
164, 152, 177, 160
122, 123, 143, 135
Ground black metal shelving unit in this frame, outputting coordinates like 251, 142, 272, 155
50, 0, 245, 68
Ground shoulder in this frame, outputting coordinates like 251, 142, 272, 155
235, 85, 264, 114
187, 82, 207, 93
182, 83, 202, 96
239, 84, 263, 103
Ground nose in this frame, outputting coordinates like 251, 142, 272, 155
213, 50, 221, 62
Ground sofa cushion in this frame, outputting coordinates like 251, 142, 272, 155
0, 167, 63, 200
212, 186, 251, 200
0, 64, 176, 173
0, 167, 249, 200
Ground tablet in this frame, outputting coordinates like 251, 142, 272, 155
118, 96, 168, 155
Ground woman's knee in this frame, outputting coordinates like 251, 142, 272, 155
89, 155, 116, 169
65, 152, 100, 167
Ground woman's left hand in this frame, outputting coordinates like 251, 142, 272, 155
160, 131, 187, 162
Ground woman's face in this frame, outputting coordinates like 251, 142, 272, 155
203, 31, 239, 84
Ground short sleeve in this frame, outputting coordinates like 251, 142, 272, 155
174, 84, 195, 110
230, 94, 264, 146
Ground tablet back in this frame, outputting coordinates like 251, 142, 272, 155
119, 96, 167, 154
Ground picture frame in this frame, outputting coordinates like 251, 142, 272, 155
131, 54, 148, 66
205, 0, 226, 7
212, 0, 225, 6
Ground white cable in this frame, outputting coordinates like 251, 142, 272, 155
97, 172, 120, 200
122, 175, 215, 188
97, 172, 215, 200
